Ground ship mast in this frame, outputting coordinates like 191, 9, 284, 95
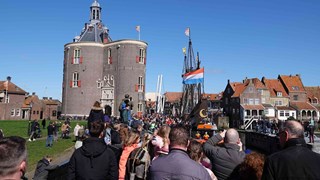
180, 28, 202, 118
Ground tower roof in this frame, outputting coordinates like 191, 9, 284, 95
74, 0, 112, 43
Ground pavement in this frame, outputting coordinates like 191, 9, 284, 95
305, 134, 320, 154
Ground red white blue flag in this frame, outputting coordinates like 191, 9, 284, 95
183, 68, 204, 84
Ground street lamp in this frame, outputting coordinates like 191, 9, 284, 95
27, 101, 33, 136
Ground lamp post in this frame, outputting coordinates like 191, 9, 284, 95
27, 101, 33, 136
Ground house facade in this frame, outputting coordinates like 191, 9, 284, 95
222, 74, 319, 129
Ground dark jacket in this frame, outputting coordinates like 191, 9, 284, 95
262, 138, 320, 180
149, 149, 211, 180
47, 124, 54, 136
203, 134, 245, 180
68, 137, 118, 180
33, 158, 58, 180
87, 107, 104, 129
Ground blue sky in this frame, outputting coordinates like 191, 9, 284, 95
1, 0, 319, 101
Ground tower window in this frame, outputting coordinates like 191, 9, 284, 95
71, 72, 81, 88
136, 49, 146, 64
73, 49, 81, 64
107, 48, 112, 64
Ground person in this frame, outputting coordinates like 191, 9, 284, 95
46, 121, 54, 147
0, 136, 27, 180
0, 129, 4, 139
228, 152, 265, 180
87, 101, 104, 130
74, 128, 87, 150
151, 125, 171, 160
42, 119, 46, 129
122, 103, 131, 125
68, 121, 118, 180
149, 124, 211, 179
33, 155, 58, 180
308, 118, 315, 143
188, 139, 217, 180
61, 121, 71, 139
73, 123, 81, 141
118, 130, 140, 180
29, 119, 40, 141
119, 94, 130, 122
261, 120, 320, 180
203, 128, 245, 180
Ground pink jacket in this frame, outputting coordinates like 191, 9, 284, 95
118, 144, 138, 179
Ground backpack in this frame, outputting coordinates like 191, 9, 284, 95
126, 140, 151, 180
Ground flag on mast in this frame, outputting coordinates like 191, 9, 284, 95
136, 25, 140, 32
182, 68, 204, 84
185, 27, 190, 37
136, 25, 141, 40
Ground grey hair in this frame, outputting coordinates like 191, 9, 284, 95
284, 120, 304, 138
224, 128, 239, 144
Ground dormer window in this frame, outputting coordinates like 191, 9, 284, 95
312, 98, 318, 104
277, 92, 282, 97
292, 86, 299, 91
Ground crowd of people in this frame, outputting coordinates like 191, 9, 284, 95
1, 97, 320, 180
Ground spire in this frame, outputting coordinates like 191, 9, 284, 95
90, 0, 102, 24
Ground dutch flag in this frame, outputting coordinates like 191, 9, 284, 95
182, 68, 204, 84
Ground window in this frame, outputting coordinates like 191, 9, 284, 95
275, 100, 282, 106
11, 109, 15, 116
232, 108, 235, 114
261, 98, 266, 104
254, 99, 260, 105
97, 81, 102, 88
138, 103, 143, 112
249, 99, 254, 105
293, 95, 298, 101
292, 86, 299, 91
312, 98, 318, 104
107, 48, 112, 64
225, 98, 228, 105
277, 92, 282, 97
280, 111, 284, 117
16, 109, 20, 116
264, 109, 269, 115
52, 110, 57, 117
136, 49, 146, 64
136, 76, 144, 92
73, 49, 81, 64
243, 98, 248, 104
71, 72, 81, 88
227, 88, 230, 94
258, 89, 263, 95
285, 111, 290, 116
249, 87, 253, 92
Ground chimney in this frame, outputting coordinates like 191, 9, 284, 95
6, 76, 11, 82
43, 97, 48, 100
32, 92, 36, 95
49, 97, 52, 100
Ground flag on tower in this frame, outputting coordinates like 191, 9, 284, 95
136, 25, 140, 32
185, 27, 190, 37
182, 47, 186, 55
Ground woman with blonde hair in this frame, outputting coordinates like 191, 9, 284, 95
118, 130, 140, 179
151, 125, 171, 159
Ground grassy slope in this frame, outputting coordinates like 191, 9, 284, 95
0, 120, 87, 172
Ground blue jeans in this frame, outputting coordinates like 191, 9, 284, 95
46, 135, 53, 147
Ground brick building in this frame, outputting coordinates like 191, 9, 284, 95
62, 0, 147, 118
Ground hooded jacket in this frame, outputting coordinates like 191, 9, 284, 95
87, 107, 104, 129
68, 137, 118, 180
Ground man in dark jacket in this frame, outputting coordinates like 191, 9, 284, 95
149, 124, 211, 180
203, 128, 245, 180
33, 156, 58, 180
262, 120, 320, 180
68, 121, 118, 180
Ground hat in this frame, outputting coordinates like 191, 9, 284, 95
125, 94, 129, 98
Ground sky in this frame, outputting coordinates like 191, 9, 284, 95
1, 0, 320, 101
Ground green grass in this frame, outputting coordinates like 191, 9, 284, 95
0, 120, 87, 173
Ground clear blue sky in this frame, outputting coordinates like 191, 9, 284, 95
1, 0, 319, 101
